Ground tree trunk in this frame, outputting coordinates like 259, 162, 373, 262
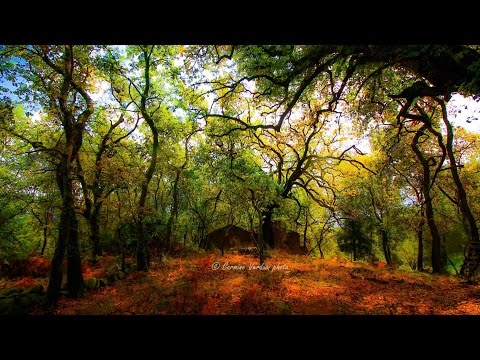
381, 229, 392, 265
352, 233, 357, 262
303, 210, 308, 250
369, 227, 373, 261
66, 212, 83, 298
425, 197, 443, 273
136, 47, 159, 271
46, 159, 69, 307
440, 103, 479, 244
47, 153, 84, 305
318, 243, 324, 259
41, 226, 47, 256
136, 184, 149, 271
411, 125, 445, 273
136, 133, 158, 270
417, 216, 424, 271
261, 207, 275, 248
165, 168, 180, 252
41, 45, 93, 305
441, 234, 447, 270
258, 215, 265, 266
77, 156, 104, 262
90, 205, 101, 259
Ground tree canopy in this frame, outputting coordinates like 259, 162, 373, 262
1, 45, 480, 313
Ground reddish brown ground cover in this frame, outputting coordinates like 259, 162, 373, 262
2, 251, 479, 315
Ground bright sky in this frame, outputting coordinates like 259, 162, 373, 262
447, 94, 480, 133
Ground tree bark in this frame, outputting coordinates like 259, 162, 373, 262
261, 206, 275, 248
438, 100, 479, 244
381, 229, 392, 265
318, 245, 324, 259
411, 125, 444, 273
41, 225, 47, 256
136, 47, 159, 271
366, 185, 391, 265
47, 151, 84, 305
165, 168, 181, 252
76, 113, 133, 261
31, 208, 50, 257
303, 209, 308, 250
46, 156, 69, 306
352, 223, 357, 261
417, 215, 424, 271
75, 155, 100, 261
90, 205, 101, 258
45, 45, 92, 306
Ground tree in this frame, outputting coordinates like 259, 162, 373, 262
75, 108, 138, 261
108, 45, 178, 270
1, 45, 98, 304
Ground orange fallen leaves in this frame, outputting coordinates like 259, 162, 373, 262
45, 251, 480, 315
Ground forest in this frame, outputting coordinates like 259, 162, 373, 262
0, 45, 480, 315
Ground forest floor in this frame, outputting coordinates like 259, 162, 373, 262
2, 251, 480, 315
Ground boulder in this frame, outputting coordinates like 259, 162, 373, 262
271, 221, 304, 254
1, 288, 23, 297
207, 225, 257, 250
239, 247, 259, 256
26, 293, 45, 306
16, 295, 33, 309
28, 285, 44, 295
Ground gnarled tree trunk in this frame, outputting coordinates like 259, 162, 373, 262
261, 206, 275, 248
381, 229, 392, 265
439, 100, 479, 244
136, 48, 159, 271
45, 45, 93, 306
411, 124, 445, 273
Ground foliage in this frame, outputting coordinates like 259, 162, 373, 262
1, 44, 480, 308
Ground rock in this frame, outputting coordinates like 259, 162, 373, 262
26, 293, 45, 306
239, 247, 259, 256
84, 277, 99, 290
28, 285, 44, 295
16, 295, 33, 309
1, 288, 23, 296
